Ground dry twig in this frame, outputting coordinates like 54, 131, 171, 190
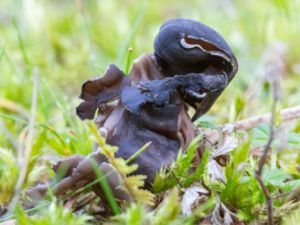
222, 105, 300, 131
253, 52, 282, 225
254, 98, 276, 225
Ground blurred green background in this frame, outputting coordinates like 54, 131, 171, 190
0, 0, 300, 153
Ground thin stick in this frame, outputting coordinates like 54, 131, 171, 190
7, 68, 38, 213
254, 74, 280, 225
222, 105, 300, 131
254, 98, 276, 225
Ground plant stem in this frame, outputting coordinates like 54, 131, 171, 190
254, 88, 279, 225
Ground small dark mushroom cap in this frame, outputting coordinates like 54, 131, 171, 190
154, 18, 238, 120
154, 18, 238, 78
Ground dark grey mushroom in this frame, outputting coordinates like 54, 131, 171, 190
28, 19, 238, 205
74, 18, 238, 190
